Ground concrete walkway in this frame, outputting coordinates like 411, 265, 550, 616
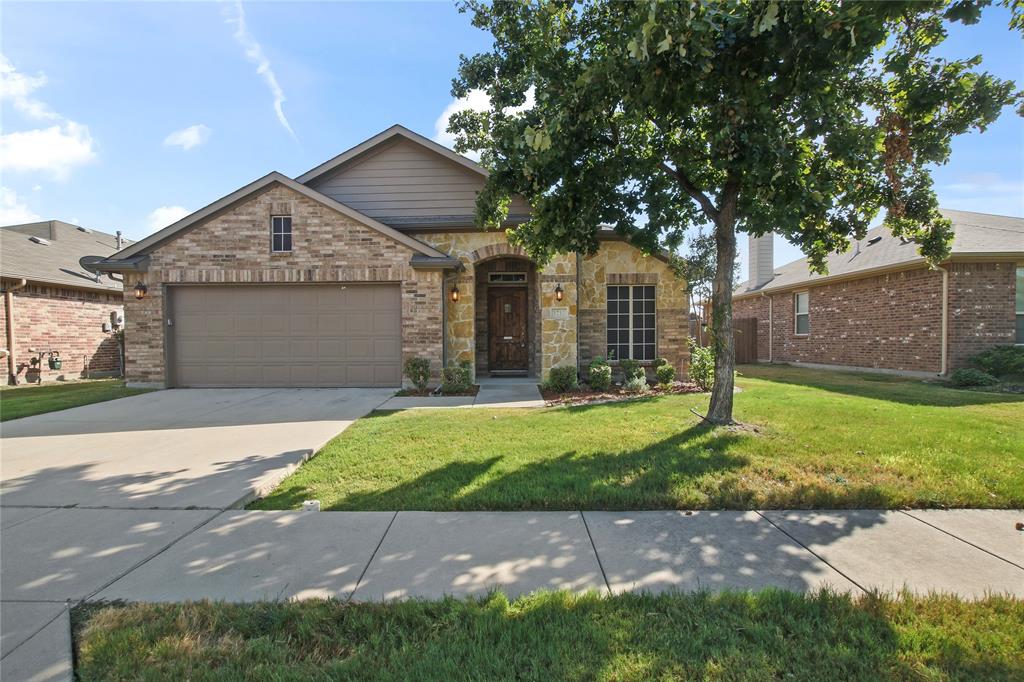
377, 376, 545, 410
1, 507, 1021, 680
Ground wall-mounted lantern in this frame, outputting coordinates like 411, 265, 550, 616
554, 284, 564, 302
134, 282, 148, 300
450, 285, 460, 302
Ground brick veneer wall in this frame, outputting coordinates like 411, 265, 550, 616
947, 261, 1017, 369
123, 183, 443, 386
2, 282, 122, 383
732, 260, 1018, 374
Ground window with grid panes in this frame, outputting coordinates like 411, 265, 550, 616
606, 285, 656, 361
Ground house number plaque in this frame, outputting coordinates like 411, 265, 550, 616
547, 307, 569, 320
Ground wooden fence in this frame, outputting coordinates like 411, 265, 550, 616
689, 316, 759, 364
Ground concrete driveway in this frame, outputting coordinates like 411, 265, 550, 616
1, 387, 391, 680
0, 387, 393, 509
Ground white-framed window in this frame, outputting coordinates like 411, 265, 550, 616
794, 291, 810, 335
271, 216, 292, 253
488, 272, 527, 284
607, 285, 656, 361
1016, 265, 1023, 344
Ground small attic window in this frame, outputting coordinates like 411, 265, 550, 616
867, 236, 882, 245
29, 236, 50, 245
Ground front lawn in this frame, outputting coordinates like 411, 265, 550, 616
73, 591, 1024, 681
0, 379, 152, 422
253, 365, 1024, 511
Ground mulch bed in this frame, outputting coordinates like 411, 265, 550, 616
540, 382, 705, 407
394, 385, 481, 398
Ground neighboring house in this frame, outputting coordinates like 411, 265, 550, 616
733, 210, 1024, 376
1, 220, 127, 384
94, 125, 687, 388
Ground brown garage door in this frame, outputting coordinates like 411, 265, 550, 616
169, 284, 401, 387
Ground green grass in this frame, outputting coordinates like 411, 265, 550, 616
0, 379, 152, 421
252, 365, 1024, 511
73, 590, 1024, 681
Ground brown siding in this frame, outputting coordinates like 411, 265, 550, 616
3, 282, 123, 383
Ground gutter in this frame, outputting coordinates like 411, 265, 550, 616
2, 278, 28, 384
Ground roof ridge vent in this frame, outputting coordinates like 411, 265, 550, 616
866, 236, 882, 245
76, 226, 92, 233
29, 235, 51, 245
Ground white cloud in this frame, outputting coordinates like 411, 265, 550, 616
0, 123, 96, 180
222, 1, 296, 139
432, 87, 535, 161
0, 186, 42, 224
164, 124, 211, 150
943, 173, 1023, 195
0, 54, 97, 179
146, 205, 190, 233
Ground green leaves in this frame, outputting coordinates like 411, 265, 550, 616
751, 1, 780, 37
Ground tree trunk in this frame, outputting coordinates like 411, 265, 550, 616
706, 203, 738, 424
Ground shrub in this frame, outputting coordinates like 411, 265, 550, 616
403, 357, 431, 392
619, 359, 645, 382
588, 358, 612, 392
969, 346, 1024, 378
441, 360, 473, 394
656, 363, 676, 387
949, 368, 1000, 388
623, 374, 649, 394
545, 365, 579, 393
652, 357, 668, 369
688, 338, 715, 391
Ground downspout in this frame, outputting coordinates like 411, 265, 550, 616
3, 278, 28, 385
768, 294, 773, 363
576, 253, 581, 376
939, 265, 949, 376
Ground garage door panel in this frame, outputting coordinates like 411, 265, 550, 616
171, 284, 401, 388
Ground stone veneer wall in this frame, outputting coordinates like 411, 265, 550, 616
577, 241, 689, 375
732, 261, 1018, 374
2, 281, 123, 383
123, 183, 443, 386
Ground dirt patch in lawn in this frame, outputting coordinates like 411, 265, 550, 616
540, 382, 704, 407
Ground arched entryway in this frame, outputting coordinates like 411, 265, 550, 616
472, 253, 541, 377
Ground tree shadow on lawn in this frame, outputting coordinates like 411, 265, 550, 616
738, 365, 1024, 408
326, 424, 751, 510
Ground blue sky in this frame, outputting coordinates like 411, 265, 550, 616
2, 1, 1021, 275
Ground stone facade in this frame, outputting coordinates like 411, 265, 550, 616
732, 260, 1019, 374
123, 183, 443, 386
2, 281, 122, 383
578, 241, 689, 376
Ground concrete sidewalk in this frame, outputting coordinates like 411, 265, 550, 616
2, 507, 1021, 680
377, 377, 545, 410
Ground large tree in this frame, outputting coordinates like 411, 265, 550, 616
449, 0, 1019, 424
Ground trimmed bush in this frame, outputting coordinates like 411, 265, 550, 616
688, 338, 715, 391
619, 359, 645, 382
545, 366, 579, 393
441, 360, 473, 394
652, 357, 668, 369
588, 357, 612, 391
656, 363, 676, 387
623, 375, 649, 394
403, 357, 431, 392
969, 346, 1024, 378
949, 368, 999, 388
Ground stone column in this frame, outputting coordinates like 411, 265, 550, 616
540, 254, 578, 379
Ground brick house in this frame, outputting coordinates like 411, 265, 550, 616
733, 210, 1024, 376
1, 220, 126, 384
93, 125, 688, 388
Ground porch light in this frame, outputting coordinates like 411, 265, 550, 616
554, 284, 564, 302
450, 285, 460, 302
133, 282, 148, 300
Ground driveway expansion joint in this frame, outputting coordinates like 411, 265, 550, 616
580, 511, 611, 593
349, 511, 399, 602
897, 509, 1024, 571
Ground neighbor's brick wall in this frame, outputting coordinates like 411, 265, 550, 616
123, 183, 443, 385
733, 261, 1018, 374
947, 261, 1017, 369
2, 281, 122, 383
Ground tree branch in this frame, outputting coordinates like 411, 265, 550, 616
660, 162, 720, 221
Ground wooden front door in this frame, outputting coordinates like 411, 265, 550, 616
488, 287, 528, 371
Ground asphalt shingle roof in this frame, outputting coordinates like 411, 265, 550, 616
0, 220, 128, 292
735, 209, 1024, 297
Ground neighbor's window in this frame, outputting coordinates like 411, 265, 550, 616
794, 291, 810, 335
1016, 265, 1023, 343
271, 216, 292, 253
607, 285, 656, 361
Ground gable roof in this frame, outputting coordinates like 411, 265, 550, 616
295, 124, 488, 185
106, 172, 449, 263
1, 220, 126, 292
734, 209, 1024, 298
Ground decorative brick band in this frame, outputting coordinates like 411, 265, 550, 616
540, 274, 576, 283
607, 272, 659, 284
